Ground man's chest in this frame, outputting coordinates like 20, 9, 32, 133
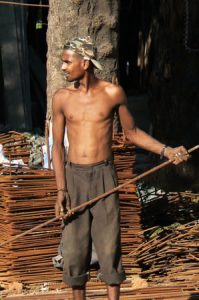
64, 97, 116, 123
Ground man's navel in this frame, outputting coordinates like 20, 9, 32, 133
81, 151, 88, 158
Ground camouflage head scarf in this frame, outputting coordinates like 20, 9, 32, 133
64, 36, 103, 70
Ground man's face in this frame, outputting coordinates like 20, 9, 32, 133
61, 49, 85, 82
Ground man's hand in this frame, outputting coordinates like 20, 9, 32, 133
164, 146, 190, 165
55, 190, 71, 218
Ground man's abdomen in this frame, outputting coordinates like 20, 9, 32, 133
67, 123, 113, 164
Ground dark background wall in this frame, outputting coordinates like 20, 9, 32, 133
0, 0, 48, 132
0, 3, 32, 130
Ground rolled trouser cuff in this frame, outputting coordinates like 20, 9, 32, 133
98, 270, 126, 285
63, 272, 90, 287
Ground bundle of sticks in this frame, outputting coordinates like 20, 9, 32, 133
0, 131, 31, 164
130, 220, 199, 285
0, 167, 62, 284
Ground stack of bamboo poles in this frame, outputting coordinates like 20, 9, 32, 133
130, 220, 199, 285
0, 167, 62, 284
0, 133, 142, 291
0, 131, 31, 164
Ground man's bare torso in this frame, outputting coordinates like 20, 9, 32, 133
58, 81, 121, 164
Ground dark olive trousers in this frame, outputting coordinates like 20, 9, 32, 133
62, 160, 126, 287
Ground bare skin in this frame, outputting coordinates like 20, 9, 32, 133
72, 286, 85, 300
52, 49, 189, 300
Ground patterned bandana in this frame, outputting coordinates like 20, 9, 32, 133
64, 36, 103, 70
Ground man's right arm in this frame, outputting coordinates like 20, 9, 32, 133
52, 91, 68, 217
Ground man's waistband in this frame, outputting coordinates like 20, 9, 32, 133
66, 159, 113, 169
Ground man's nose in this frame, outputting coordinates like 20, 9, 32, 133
61, 62, 67, 70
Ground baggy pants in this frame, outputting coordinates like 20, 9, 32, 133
62, 160, 126, 287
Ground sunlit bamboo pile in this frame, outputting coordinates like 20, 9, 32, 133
130, 220, 199, 285
132, 189, 199, 287
0, 167, 61, 284
0, 132, 142, 291
0, 131, 31, 164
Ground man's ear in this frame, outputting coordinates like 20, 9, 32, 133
83, 59, 90, 70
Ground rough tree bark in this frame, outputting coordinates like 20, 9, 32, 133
46, 0, 119, 119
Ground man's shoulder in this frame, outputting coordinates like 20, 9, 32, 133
101, 81, 126, 103
53, 86, 73, 96
97, 80, 123, 94
53, 86, 74, 101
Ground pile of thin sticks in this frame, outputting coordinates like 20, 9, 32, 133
0, 133, 142, 290
130, 220, 199, 284
0, 131, 31, 164
0, 167, 61, 283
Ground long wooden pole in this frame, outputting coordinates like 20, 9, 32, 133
0, 1, 49, 8
0, 145, 198, 247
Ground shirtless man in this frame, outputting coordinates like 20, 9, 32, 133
52, 37, 189, 300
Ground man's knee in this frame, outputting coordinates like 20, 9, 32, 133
63, 272, 90, 287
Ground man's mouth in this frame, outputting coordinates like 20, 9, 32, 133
64, 73, 69, 79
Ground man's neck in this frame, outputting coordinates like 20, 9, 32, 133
76, 73, 99, 94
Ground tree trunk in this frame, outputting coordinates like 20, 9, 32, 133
47, 0, 119, 119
